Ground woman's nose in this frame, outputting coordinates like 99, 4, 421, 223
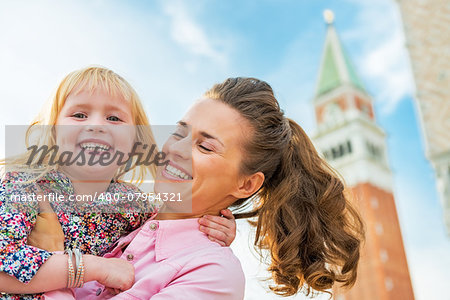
168, 135, 192, 161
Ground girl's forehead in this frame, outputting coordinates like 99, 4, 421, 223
66, 85, 129, 104
62, 87, 133, 117
70, 83, 127, 98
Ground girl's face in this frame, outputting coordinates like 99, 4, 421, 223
55, 87, 136, 181
155, 98, 252, 216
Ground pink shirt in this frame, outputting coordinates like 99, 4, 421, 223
75, 218, 245, 300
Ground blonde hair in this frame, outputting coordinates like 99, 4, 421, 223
1, 66, 157, 185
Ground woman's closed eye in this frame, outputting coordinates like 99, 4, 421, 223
198, 143, 213, 152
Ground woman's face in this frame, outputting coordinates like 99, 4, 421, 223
55, 87, 136, 181
155, 98, 252, 216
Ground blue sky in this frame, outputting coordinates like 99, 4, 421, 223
0, 0, 449, 299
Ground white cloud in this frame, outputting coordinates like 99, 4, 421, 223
342, 0, 415, 115
360, 29, 414, 114
161, 0, 227, 66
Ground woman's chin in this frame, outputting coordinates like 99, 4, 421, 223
154, 181, 193, 214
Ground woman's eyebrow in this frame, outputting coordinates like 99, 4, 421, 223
177, 120, 224, 147
199, 131, 224, 147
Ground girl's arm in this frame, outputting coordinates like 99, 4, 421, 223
0, 188, 54, 285
0, 254, 134, 294
1, 180, 134, 294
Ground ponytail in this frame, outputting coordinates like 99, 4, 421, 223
255, 119, 364, 296
204, 77, 364, 297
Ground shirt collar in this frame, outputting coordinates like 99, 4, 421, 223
109, 218, 218, 261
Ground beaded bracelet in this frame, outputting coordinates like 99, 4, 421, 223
73, 249, 85, 288
77, 255, 85, 288
65, 249, 85, 288
65, 249, 75, 288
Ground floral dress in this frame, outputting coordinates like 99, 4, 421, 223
0, 170, 159, 300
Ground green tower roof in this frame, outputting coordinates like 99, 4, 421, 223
315, 20, 366, 97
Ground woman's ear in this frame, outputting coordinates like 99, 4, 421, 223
232, 172, 264, 199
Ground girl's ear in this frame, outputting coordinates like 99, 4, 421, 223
231, 172, 264, 199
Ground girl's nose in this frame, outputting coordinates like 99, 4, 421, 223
84, 115, 108, 133
85, 124, 106, 133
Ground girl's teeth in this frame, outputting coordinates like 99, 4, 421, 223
80, 143, 110, 151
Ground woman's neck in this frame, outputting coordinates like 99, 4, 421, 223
154, 206, 221, 220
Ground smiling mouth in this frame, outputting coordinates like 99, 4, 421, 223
79, 142, 111, 152
164, 164, 193, 180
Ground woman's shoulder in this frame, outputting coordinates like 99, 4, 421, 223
176, 245, 245, 297
180, 241, 245, 278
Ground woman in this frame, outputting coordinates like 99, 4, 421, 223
34, 77, 364, 299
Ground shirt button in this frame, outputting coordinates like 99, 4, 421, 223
127, 254, 134, 261
73, 216, 80, 222
149, 223, 158, 231
96, 288, 102, 296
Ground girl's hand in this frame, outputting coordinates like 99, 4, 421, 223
198, 209, 236, 246
27, 190, 65, 252
92, 256, 135, 292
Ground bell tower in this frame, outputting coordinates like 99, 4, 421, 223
312, 10, 415, 300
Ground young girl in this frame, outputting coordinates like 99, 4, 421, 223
0, 67, 235, 299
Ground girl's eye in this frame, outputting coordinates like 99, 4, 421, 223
72, 113, 87, 119
107, 116, 122, 122
198, 144, 213, 152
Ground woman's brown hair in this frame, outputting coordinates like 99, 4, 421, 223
204, 78, 365, 297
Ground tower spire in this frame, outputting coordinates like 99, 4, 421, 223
315, 10, 365, 97
323, 9, 334, 25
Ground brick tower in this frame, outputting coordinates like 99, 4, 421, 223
312, 11, 415, 300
